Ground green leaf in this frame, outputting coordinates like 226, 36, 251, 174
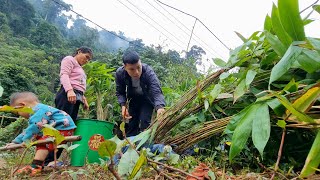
208, 170, 216, 180
168, 153, 180, 165
297, 49, 320, 73
245, 70, 257, 87
219, 72, 230, 80
213, 104, 226, 115
264, 15, 273, 32
283, 79, 298, 93
235, 31, 247, 43
118, 147, 140, 179
308, 37, 320, 53
98, 140, 117, 158
67, 144, 81, 151
290, 85, 320, 113
303, 18, 314, 26
271, 4, 293, 47
265, 31, 286, 56
149, 122, 158, 144
180, 116, 198, 126
204, 99, 209, 111
313, 5, 320, 14
269, 45, 302, 86
0, 86, 3, 97
120, 122, 126, 134
300, 130, 320, 177
213, 58, 227, 67
0, 105, 34, 114
278, 0, 305, 41
209, 84, 222, 104
109, 135, 125, 154
252, 103, 270, 159
229, 103, 258, 161
132, 129, 151, 149
233, 79, 246, 103
129, 150, 147, 179
277, 120, 286, 129
225, 105, 252, 133
273, 93, 314, 123
42, 125, 65, 145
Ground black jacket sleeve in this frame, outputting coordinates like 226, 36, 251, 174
115, 67, 127, 106
145, 66, 166, 110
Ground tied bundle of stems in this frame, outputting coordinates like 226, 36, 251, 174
150, 69, 227, 143
165, 117, 231, 153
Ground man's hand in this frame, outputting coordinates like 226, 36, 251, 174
157, 108, 165, 117
67, 90, 76, 104
83, 96, 89, 111
121, 106, 132, 121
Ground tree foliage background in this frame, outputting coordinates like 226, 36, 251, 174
0, 0, 202, 120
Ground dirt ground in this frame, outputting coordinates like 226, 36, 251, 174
0, 158, 6, 169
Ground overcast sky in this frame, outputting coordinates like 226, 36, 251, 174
63, 0, 319, 64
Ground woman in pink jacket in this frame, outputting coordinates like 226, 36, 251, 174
44, 47, 92, 166
55, 46, 92, 121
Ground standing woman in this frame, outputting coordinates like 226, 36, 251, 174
55, 46, 93, 120
45, 47, 92, 166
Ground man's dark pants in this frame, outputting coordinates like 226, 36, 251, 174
125, 96, 153, 137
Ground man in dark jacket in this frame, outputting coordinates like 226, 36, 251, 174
115, 50, 166, 137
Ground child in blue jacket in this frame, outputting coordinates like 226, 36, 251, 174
7, 92, 76, 176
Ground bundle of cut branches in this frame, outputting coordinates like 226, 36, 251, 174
165, 117, 231, 153
152, 69, 227, 143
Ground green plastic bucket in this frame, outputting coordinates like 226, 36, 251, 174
71, 119, 114, 166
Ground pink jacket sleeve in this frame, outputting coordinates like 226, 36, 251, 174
60, 56, 74, 92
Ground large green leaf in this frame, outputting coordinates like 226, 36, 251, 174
273, 93, 314, 123
98, 140, 117, 158
229, 103, 259, 161
271, 4, 293, 47
297, 49, 320, 73
109, 135, 125, 154
132, 129, 151, 149
118, 147, 140, 179
269, 45, 302, 86
42, 125, 65, 145
290, 84, 320, 113
129, 150, 147, 180
267, 98, 285, 116
300, 130, 320, 178
252, 103, 270, 159
278, 0, 305, 41
225, 105, 253, 133
265, 31, 286, 56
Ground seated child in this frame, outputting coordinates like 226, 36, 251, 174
7, 92, 76, 176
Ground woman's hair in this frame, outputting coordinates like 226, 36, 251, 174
122, 50, 140, 64
72, 46, 93, 58
10, 92, 39, 105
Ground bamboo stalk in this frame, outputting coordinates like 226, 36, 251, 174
0, 135, 82, 151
